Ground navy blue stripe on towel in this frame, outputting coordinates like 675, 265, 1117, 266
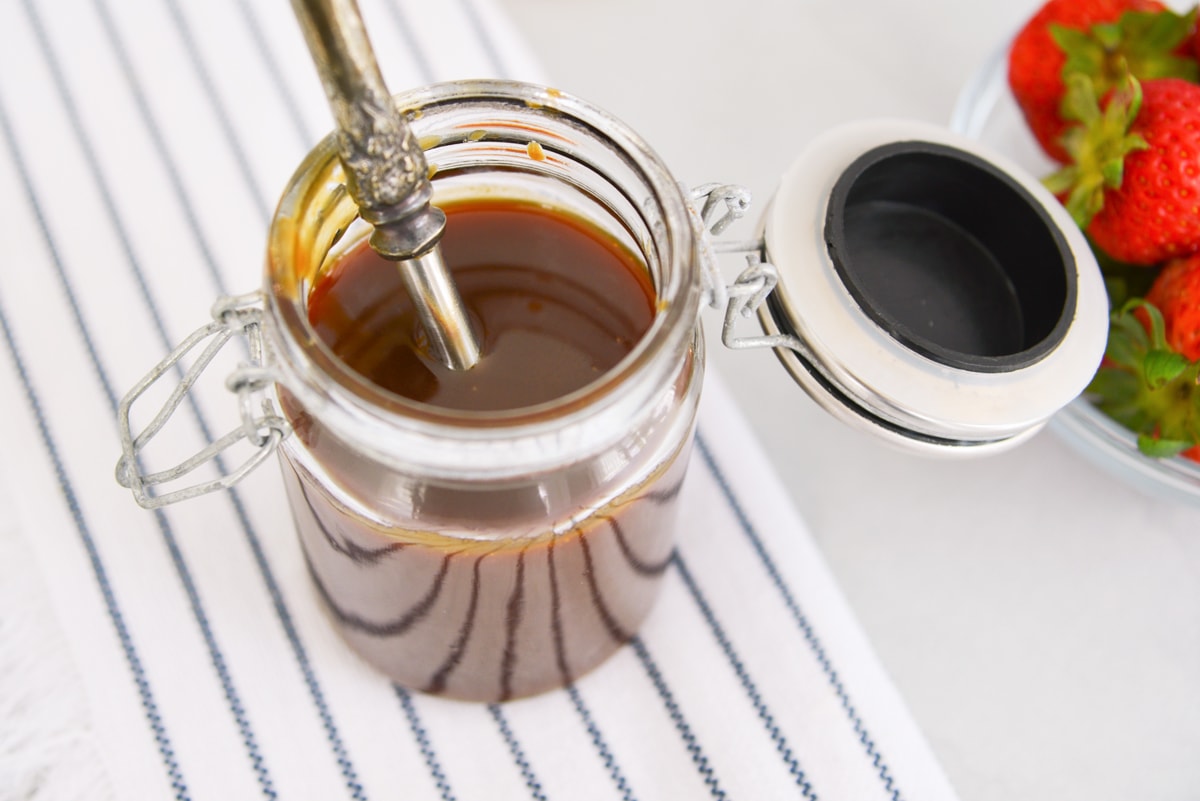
0, 297, 194, 801
23, 1, 367, 797
458, 0, 511, 79
488, 704, 550, 801
380, 0, 437, 85
672, 553, 817, 800
157, 0, 273, 221
694, 431, 904, 801
0, 98, 191, 801
1, 23, 280, 796
629, 637, 729, 801
229, 0, 314, 148
567, 685, 639, 801
395, 686, 458, 801
87, 0, 233, 289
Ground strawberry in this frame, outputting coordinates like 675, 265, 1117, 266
1088, 297, 1200, 460
1047, 73, 1200, 265
1145, 252, 1200, 360
1007, 0, 1196, 164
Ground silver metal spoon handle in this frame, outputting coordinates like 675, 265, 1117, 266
396, 248, 481, 371
291, 0, 480, 370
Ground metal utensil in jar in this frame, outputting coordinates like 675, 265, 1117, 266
291, 0, 479, 371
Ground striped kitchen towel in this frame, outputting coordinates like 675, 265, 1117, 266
0, 0, 961, 799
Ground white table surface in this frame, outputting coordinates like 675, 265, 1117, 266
496, 1, 1200, 800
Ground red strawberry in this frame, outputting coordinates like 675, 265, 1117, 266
1049, 74, 1200, 265
1145, 252, 1200, 360
1007, 0, 1196, 164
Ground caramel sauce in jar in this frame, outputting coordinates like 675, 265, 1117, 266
279, 199, 696, 700
306, 200, 656, 411
266, 82, 703, 702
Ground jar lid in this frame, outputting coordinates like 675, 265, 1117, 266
756, 119, 1108, 455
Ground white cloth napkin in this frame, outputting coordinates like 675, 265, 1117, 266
0, 0, 961, 799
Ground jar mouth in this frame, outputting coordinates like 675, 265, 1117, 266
266, 80, 699, 435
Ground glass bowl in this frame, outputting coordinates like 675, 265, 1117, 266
949, 46, 1200, 506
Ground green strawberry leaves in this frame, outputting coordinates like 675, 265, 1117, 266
1088, 299, 1200, 458
1045, 69, 1148, 229
1051, 8, 1200, 92
1103, 302, 1149, 366
1043, 7, 1200, 229
1143, 348, 1190, 387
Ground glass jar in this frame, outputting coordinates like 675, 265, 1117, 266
263, 81, 703, 701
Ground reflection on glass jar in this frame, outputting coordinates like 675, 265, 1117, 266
264, 81, 703, 701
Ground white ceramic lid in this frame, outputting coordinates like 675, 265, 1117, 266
758, 119, 1108, 456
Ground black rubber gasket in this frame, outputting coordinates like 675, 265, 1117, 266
823, 140, 1076, 373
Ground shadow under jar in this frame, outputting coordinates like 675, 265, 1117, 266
264, 81, 703, 702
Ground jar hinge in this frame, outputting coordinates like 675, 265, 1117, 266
688, 183, 808, 356
115, 291, 291, 509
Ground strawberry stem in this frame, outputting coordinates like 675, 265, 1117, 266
1044, 69, 1148, 229
1087, 299, 1200, 458
1050, 8, 1200, 97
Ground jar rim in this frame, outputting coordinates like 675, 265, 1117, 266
265, 80, 700, 457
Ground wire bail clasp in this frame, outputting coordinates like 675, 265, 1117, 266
115, 292, 290, 509
688, 183, 805, 354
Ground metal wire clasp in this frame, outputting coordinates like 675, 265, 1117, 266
688, 184, 805, 354
115, 292, 290, 509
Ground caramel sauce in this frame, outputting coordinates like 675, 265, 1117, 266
282, 199, 688, 701
307, 199, 655, 411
